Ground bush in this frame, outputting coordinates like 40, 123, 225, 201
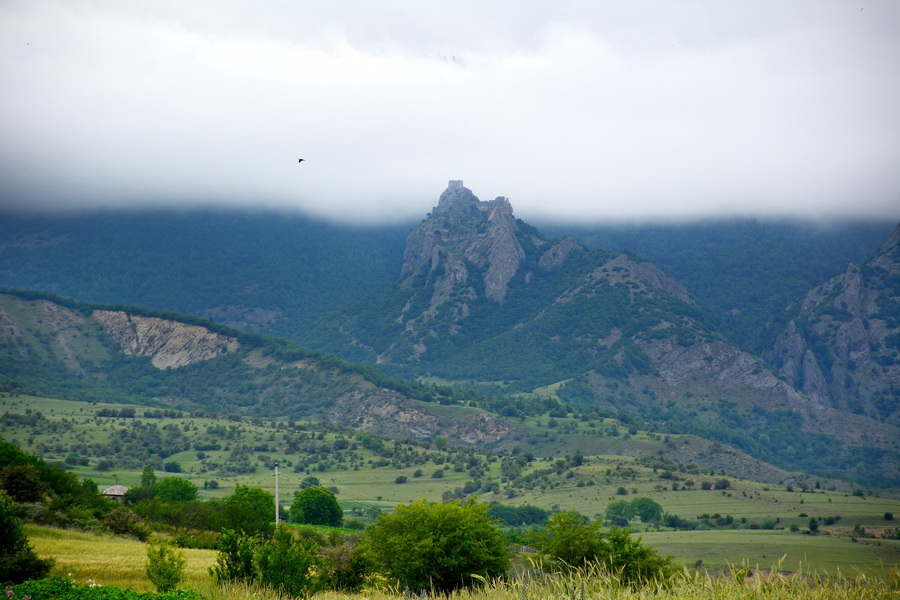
365, 499, 509, 592
529, 511, 676, 585
103, 507, 150, 541
255, 525, 323, 597
145, 540, 186, 592
210, 529, 258, 584
322, 541, 370, 592
9, 576, 203, 600
0, 491, 54, 584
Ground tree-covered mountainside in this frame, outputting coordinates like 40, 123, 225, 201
0, 210, 409, 340
538, 219, 896, 352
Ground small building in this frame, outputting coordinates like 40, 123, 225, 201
101, 484, 129, 501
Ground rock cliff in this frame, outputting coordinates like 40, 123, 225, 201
93, 310, 240, 369
768, 222, 900, 424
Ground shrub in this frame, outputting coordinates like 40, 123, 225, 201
529, 511, 676, 585
322, 541, 370, 592
145, 539, 186, 592
103, 507, 150, 541
210, 529, 258, 584
0, 491, 54, 584
365, 499, 509, 592
255, 525, 323, 597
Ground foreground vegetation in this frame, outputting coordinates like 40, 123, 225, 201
11, 525, 900, 600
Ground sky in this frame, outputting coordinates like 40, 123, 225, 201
1, 0, 899, 224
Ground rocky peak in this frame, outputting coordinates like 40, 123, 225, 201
401, 181, 524, 303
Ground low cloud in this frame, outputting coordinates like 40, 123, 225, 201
1, 0, 898, 223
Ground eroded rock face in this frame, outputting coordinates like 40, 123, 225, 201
767, 222, 900, 424
401, 181, 524, 303
93, 310, 239, 369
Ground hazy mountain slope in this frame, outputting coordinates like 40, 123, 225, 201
309, 183, 898, 487
0, 291, 512, 445
539, 219, 896, 351
0, 210, 409, 340
768, 223, 900, 426
0, 290, 811, 484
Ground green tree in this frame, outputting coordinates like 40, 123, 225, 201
365, 499, 509, 592
141, 465, 158, 489
210, 529, 258, 584
605, 500, 634, 526
0, 465, 47, 503
602, 527, 677, 585
256, 525, 323, 597
629, 497, 663, 523
0, 491, 54, 583
529, 511, 605, 568
223, 485, 275, 537
155, 477, 198, 502
291, 486, 342, 527
146, 539, 186, 592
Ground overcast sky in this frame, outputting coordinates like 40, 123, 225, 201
1, 1, 898, 223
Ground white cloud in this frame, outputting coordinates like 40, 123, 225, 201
0, 0, 898, 223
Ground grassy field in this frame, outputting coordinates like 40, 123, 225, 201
5, 394, 900, 580
24, 524, 900, 599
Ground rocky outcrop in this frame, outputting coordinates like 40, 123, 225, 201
93, 310, 239, 369
538, 237, 582, 270
767, 222, 900, 424
326, 388, 512, 445
401, 181, 524, 303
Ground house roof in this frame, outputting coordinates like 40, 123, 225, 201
102, 484, 129, 496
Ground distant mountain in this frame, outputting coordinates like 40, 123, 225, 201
1, 189, 897, 486
0, 290, 806, 485
768, 223, 900, 425
538, 219, 896, 352
307, 182, 898, 487
0, 290, 510, 445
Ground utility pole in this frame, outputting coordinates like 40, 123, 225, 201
274, 462, 280, 524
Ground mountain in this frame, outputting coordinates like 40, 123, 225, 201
0, 291, 512, 445
307, 182, 898, 487
768, 223, 900, 425
538, 219, 896, 351
0, 290, 812, 485
1, 187, 897, 487
0, 210, 409, 340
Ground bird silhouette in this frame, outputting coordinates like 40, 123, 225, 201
298, 158, 305, 163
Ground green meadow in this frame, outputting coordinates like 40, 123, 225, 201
3, 393, 899, 580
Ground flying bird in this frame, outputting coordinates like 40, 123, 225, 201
298, 158, 305, 163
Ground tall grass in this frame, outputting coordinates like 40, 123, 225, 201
27, 525, 897, 599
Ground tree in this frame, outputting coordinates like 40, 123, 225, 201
223, 485, 274, 537
0, 491, 54, 583
141, 465, 157, 489
529, 511, 605, 568
146, 539, 186, 592
291, 486, 342, 527
605, 501, 634, 527
629, 497, 663, 523
365, 499, 509, 592
155, 477, 198, 502
256, 525, 323, 597
0, 465, 47, 503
